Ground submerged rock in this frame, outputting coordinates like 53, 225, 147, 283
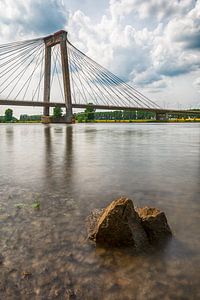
137, 207, 172, 243
87, 197, 172, 249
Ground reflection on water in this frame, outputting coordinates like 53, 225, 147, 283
0, 123, 200, 299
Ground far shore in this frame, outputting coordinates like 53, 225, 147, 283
1, 118, 200, 124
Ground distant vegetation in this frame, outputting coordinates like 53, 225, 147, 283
0, 106, 200, 123
75, 104, 200, 122
0, 108, 17, 123
76, 104, 156, 122
0, 109, 42, 123
19, 114, 41, 122
53, 106, 63, 118
5, 108, 13, 122
0, 106, 63, 123
76, 110, 156, 122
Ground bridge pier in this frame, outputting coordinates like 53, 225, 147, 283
156, 112, 168, 121
65, 109, 73, 123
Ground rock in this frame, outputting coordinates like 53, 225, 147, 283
88, 197, 149, 248
87, 198, 172, 248
86, 209, 104, 240
137, 207, 172, 243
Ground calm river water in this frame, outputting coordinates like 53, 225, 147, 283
0, 123, 199, 299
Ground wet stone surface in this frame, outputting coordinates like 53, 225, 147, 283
87, 197, 172, 248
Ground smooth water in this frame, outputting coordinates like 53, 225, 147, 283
0, 123, 199, 299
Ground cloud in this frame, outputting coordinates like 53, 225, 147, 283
165, 0, 200, 50
109, 0, 136, 21
144, 79, 168, 93
0, 0, 199, 107
150, 1, 200, 78
68, 9, 156, 82
193, 77, 200, 92
67, 0, 200, 93
194, 77, 200, 86
136, 0, 195, 21
133, 69, 162, 86
1, 0, 198, 88
27, 0, 68, 34
0, 0, 68, 41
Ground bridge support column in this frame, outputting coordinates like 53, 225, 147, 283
43, 45, 51, 116
156, 112, 168, 121
60, 36, 73, 123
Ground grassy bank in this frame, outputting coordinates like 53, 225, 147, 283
77, 118, 200, 123
1, 119, 200, 124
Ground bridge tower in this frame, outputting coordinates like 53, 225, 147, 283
43, 30, 72, 123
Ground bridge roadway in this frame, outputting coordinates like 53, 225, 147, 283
0, 99, 200, 116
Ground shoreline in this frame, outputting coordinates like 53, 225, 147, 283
1, 118, 200, 124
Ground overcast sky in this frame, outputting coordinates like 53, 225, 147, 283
0, 0, 200, 116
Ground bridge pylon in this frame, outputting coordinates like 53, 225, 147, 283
43, 30, 72, 123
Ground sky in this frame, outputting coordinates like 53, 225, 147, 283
0, 0, 200, 117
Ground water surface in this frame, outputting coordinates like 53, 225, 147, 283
0, 123, 199, 299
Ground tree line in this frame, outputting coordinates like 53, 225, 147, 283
1, 106, 200, 123
75, 104, 156, 122
75, 104, 200, 122
0, 107, 62, 123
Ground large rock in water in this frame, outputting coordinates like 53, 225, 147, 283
137, 207, 172, 243
87, 198, 172, 248
88, 197, 149, 248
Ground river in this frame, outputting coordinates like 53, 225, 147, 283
0, 123, 199, 299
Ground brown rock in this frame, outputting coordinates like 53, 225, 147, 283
137, 207, 172, 243
86, 208, 104, 240
89, 197, 149, 248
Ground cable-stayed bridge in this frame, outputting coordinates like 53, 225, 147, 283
0, 30, 199, 122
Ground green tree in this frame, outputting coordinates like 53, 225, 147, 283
85, 103, 96, 121
4, 108, 13, 122
76, 113, 86, 123
53, 106, 62, 118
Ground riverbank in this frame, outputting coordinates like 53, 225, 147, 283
1, 118, 200, 124
77, 118, 200, 123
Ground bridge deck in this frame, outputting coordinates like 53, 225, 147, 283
0, 99, 199, 115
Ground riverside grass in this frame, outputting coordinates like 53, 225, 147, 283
78, 118, 200, 123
